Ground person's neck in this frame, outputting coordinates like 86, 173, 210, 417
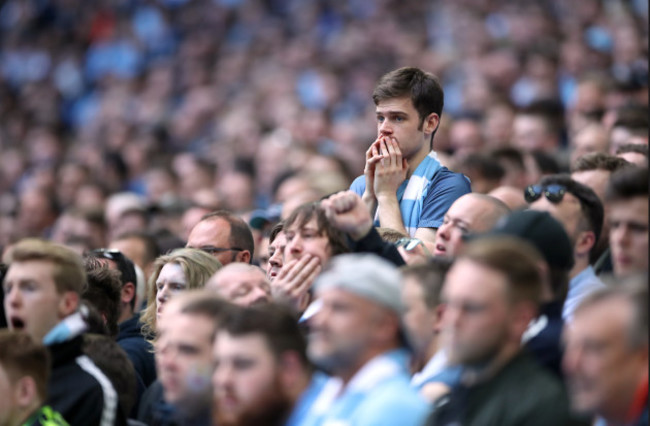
406, 144, 432, 179
287, 370, 313, 404
118, 306, 134, 324
462, 342, 520, 386
424, 335, 440, 362
569, 256, 590, 280
337, 345, 396, 386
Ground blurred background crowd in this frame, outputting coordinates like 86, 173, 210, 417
0, 0, 647, 256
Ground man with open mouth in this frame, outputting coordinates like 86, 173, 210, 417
3, 238, 122, 426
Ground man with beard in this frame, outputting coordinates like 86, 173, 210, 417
213, 303, 316, 426
426, 237, 571, 425
150, 291, 233, 426
299, 253, 430, 425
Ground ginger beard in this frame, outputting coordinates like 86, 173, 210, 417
215, 372, 292, 426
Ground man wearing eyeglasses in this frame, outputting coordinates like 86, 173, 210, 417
186, 210, 255, 266
432, 193, 510, 259
527, 175, 605, 321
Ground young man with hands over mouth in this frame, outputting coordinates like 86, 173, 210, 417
350, 67, 470, 250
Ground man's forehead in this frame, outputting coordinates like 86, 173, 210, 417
375, 96, 414, 113
444, 259, 507, 297
217, 331, 272, 354
286, 215, 319, 232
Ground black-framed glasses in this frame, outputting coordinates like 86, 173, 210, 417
394, 237, 432, 256
197, 246, 244, 255
524, 184, 567, 204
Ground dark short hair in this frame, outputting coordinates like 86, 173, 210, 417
201, 210, 255, 262
571, 152, 631, 173
606, 166, 649, 202
539, 174, 604, 251
519, 99, 565, 137
179, 291, 235, 343
220, 303, 310, 368
284, 202, 349, 258
458, 153, 506, 181
269, 222, 284, 244
490, 147, 526, 172
460, 237, 544, 307
575, 274, 648, 349
0, 330, 50, 402
372, 67, 444, 127
112, 231, 161, 266
401, 257, 453, 309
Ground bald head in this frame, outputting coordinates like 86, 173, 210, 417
434, 193, 510, 258
206, 263, 271, 306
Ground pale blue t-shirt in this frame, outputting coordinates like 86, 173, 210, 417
350, 167, 471, 230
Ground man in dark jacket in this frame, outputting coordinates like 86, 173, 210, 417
91, 248, 156, 389
3, 239, 122, 426
427, 237, 571, 425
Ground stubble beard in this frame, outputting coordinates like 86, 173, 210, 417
215, 375, 293, 426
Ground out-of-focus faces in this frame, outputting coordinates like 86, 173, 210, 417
213, 332, 287, 425
563, 297, 646, 419
155, 263, 187, 320
206, 267, 271, 307
3, 260, 76, 342
440, 259, 512, 366
609, 196, 649, 277
401, 276, 437, 356
308, 288, 390, 375
156, 308, 214, 411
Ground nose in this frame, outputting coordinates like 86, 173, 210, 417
379, 120, 393, 136
442, 302, 461, 329
157, 341, 175, 371
6, 285, 21, 307
286, 236, 302, 257
269, 249, 283, 269
157, 285, 170, 305
215, 362, 233, 390
437, 222, 451, 241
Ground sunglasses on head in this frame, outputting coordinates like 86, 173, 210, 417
90, 248, 126, 262
524, 184, 567, 204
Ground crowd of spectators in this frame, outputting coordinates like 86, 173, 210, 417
0, 0, 648, 425
0, 0, 647, 253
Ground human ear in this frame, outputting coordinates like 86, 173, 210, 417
58, 291, 79, 319
423, 113, 440, 135
16, 376, 39, 408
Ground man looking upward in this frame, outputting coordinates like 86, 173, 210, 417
351, 67, 470, 248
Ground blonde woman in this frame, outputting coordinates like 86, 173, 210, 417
141, 248, 222, 340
